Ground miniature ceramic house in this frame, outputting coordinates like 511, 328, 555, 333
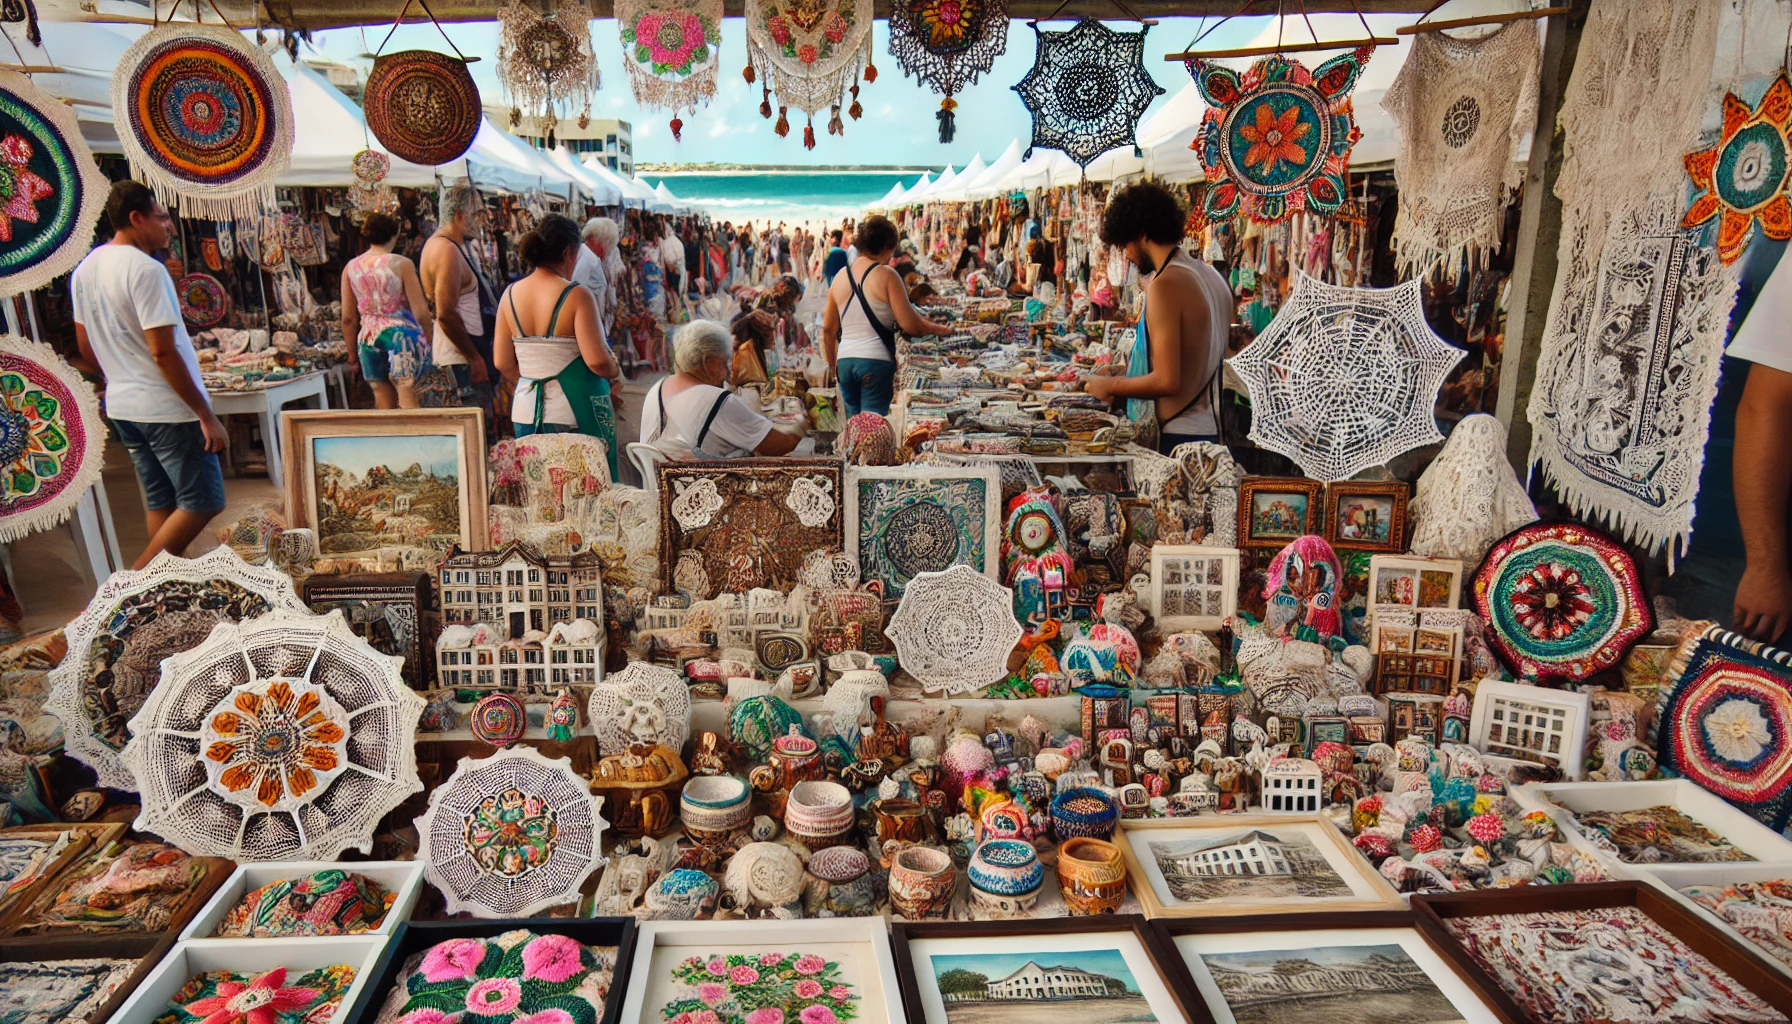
1261, 757, 1324, 813
438, 541, 603, 637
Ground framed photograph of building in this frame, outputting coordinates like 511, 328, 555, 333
1150, 546, 1240, 633
1114, 817, 1404, 919
1236, 478, 1322, 548
891, 916, 1198, 1024
282, 408, 488, 572
1322, 481, 1409, 554
1152, 911, 1504, 1024
846, 465, 1002, 600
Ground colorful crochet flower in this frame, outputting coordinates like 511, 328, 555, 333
0, 367, 72, 502
793, 956, 826, 975
523, 933, 586, 984
464, 787, 560, 877
1239, 103, 1312, 176
745, 1011, 784, 1024
466, 977, 523, 1016
0, 134, 52, 244
797, 44, 818, 64
1464, 812, 1506, 845
1684, 72, 1792, 265
664, 952, 858, 1024
794, 981, 824, 999
1508, 560, 1595, 641
398, 932, 613, 1024
1407, 823, 1443, 853
181, 968, 322, 1024
628, 12, 712, 75
204, 679, 345, 806
768, 14, 790, 45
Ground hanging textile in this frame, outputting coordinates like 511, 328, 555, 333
618, 0, 723, 140
1012, 18, 1164, 168
1382, 22, 1539, 273
0, 70, 107, 298
744, 0, 875, 148
0, 333, 104, 543
111, 24, 293, 220
1526, 0, 1730, 560
1187, 46, 1368, 225
364, 50, 482, 167
887, 0, 1009, 143
176, 272, 229, 327
497, 0, 602, 146
1683, 71, 1792, 266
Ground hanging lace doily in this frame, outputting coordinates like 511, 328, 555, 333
497, 0, 602, 144
1382, 23, 1538, 272
46, 548, 306, 791
0, 70, 109, 298
1228, 271, 1463, 481
1012, 18, 1163, 168
111, 24, 293, 220
0, 334, 105, 542
887, 0, 1008, 141
745, 0, 873, 146
119, 609, 424, 861
587, 485, 659, 587
846, 466, 1001, 600
618, 0, 723, 124
1188, 46, 1368, 225
886, 563, 1022, 695
418, 745, 608, 918
1408, 414, 1537, 566
586, 661, 691, 757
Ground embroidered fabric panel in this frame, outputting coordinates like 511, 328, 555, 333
1684, 72, 1792, 265
0, 333, 105, 543
1659, 625, 1792, 835
618, 0, 724, 116
380, 931, 617, 1024
657, 459, 843, 598
846, 465, 1000, 600
745, 0, 874, 119
1012, 18, 1164, 168
0, 70, 109, 297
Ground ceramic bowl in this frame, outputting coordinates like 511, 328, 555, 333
785, 780, 855, 849
888, 845, 955, 919
967, 839, 1045, 896
681, 775, 752, 844
1055, 836, 1127, 915
1051, 787, 1119, 841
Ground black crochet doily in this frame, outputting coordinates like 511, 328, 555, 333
1011, 18, 1165, 167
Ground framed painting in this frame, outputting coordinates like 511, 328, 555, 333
1367, 555, 1463, 626
617, 918, 905, 1024
1150, 545, 1240, 632
1152, 911, 1505, 1024
282, 408, 488, 571
301, 572, 433, 690
1235, 478, 1322, 548
1322, 481, 1409, 553
891, 916, 1199, 1024
658, 458, 845, 599
846, 465, 1002, 600
1114, 816, 1405, 919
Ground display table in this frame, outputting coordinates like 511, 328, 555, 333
206, 372, 330, 490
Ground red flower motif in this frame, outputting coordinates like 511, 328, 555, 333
797, 43, 819, 63
183, 968, 321, 1024
1508, 560, 1595, 641
768, 14, 790, 45
0, 134, 52, 244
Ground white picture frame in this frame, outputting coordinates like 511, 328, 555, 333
1150, 545, 1240, 632
178, 860, 426, 941
110, 935, 388, 1024
844, 465, 1003, 600
902, 923, 1193, 1024
1469, 679, 1591, 779
1366, 554, 1463, 634
618, 918, 905, 1024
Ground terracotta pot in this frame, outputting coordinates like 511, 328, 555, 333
888, 845, 955, 919
1055, 836, 1127, 915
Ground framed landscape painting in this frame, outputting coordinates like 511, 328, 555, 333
846, 465, 1002, 600
1323, 481, 1409, 554
1236, 478, 1322, 548
282, 408, 487, 571
1114, 816, 1404, 918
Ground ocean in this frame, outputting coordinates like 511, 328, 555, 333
643, 170, 923, 229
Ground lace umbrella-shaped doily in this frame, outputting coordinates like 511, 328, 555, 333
1012, 18, 1163, 168
1409, 414, 1537, 566
618, 0, 723, 137
497, 0, 602, 145
120, 609, 425, 861
887, 0, 1008, 142
47, 547, 306, 790
744, 0, 874, 147
0, 334, 104, 542
1228, 271, 1464, 481
417, 745, 608, 918
886, 563, 1022, 695
1472, 521, 1651, 685
0, 70, 109, 298
586, 660, 691, 757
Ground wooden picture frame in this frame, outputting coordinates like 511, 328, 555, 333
1114, 816, 1405, 919
1149, 911, 1511, 1024
3, 842, 233, 939
1412, 881, 1792, 1024
890, 916, 1202, 1024
302, 572, 434, 690
0, 821, 123, 931
1367, 554, 1463, 618
1323, 480, 1409, 553
281, 408, 488, 569
1149, 545, 1240, 632
845, 465, 1003, 600
1235, 477, 1323, 548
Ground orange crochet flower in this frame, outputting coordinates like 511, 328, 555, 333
1684, 72, 1792, 265
1238, 102, 1311, 176
205, 680, 345, 806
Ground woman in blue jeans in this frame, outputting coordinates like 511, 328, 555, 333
821, 215, 955, 417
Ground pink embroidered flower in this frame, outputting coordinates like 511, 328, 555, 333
706, 959, 729, 977
758, 953, 786, 966
465, 978, 522, 1017
823, 11, 846, 42
514, 1012, 576, 1024
794, 955, 826, 975
797, 43, 819, 63
671, 1013, 722, 1024
420, 938, 487, 983
794, 981, 824, 999
745, 1009, 785, 1024
698, 984, 728, 1004
769, 14, 790, 45
185, 969, 321, 1024
523, 933, 585, 984
801, 1005, 838, 1024
829, 986, 851, 1000
395, 1011, 455, 1024
729, 965, 760, 985
683, 957, 705, 970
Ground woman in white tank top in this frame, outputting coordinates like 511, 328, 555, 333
821, 215, 954, 418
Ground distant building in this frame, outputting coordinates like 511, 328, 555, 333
494, 107, 632, 171
985, 962, 1112, 1000
1162, 831, 1293, 877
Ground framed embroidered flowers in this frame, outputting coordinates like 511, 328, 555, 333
109, 934, 387, 1024
179, 860, 425, 941
617, 918, 905, 1024
351, 920, 630, 1024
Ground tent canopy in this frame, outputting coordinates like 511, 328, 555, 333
543, 146, 624, 205
654, 181, 693, 214
463, 116, 577, 194
929, 152, 987, 203
583, 157, 654, 208
963, 140, 1025, 201
279, 59, 439, 187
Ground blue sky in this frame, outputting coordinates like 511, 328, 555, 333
929, 949, 1141, 990
307, 15, 1280, 166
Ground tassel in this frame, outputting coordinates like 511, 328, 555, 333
760, 86, 773, 120
863, 62, 877, 83
804, 119, 816, 150
670, 117, 683, 141
509, 107, 521, 127
828, 105, 843, 137
849, 83, 862, 120
775, 107, 790, 137
743, 64, 756, 84
937, 97, 957, 144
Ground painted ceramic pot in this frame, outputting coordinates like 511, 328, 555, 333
871, 798, 928, 846
784, 779, 855, 850
888, 844, 956, 919
1056, 836, 1127, 915
1051, 787, 1120, 841
979, 801, 1028, 841
807, 845, 878, 917
967, 839, 1045, 897
470, 693, 527, 748
681, 774, 752, 847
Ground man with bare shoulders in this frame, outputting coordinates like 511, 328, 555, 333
420, 180, 494, 402
1083, 182, 1231, 452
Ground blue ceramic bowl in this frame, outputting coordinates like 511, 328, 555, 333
1051, 787, 1119, 841
967, 839, 1045, 896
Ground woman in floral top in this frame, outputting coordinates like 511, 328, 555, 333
342, 212, 435, 409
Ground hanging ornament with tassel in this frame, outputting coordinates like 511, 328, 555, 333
827, 104, 844, 137
775, 105, 790, 137
743, 0, 873, 147
889, 0, 1008, 141
848, 81, 862, 120
938, 96, 957, 144
616, 0, 722, 145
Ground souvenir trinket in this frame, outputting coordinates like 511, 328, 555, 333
784, 780, 855, 850
1051, 787, 1119, 841
966, 838, 1043, 913
471, 692, 529, 748
1055, 836, 1127, 915
887, 844, 955, 919
589, 743, 688, 839
680, 774, 753, 849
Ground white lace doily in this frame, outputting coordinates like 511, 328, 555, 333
785, 475, 837, 528
723, 841, 804, 909
800, 550, 860, 590
586, 660, 691, 757
886, 563, 1022, 695
670, 477, 724, 530
120, 608, 424, 861
417, 744, 608, 918
1409, 414, 1537, 565
1229, 271, 1464, 481
47, 547, 306, 790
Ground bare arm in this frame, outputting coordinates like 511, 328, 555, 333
880, 266, 952, 336
1085, 276, 1182, 402
399, 259, 434, 340
570, 287, 620, 384
821, 288, 841, 369
492, 286, 518, 383
1735, 361, 1792, 641
75, 322, 96, 368
146, 325, 227, 452
755, 424, 801, 456
340, 266, 358, 345
424, 238, 488, 381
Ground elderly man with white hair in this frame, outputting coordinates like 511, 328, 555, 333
576, 216, 620, 335
641, 320, 801, 459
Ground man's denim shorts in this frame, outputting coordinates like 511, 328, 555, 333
112, 418, 227, 515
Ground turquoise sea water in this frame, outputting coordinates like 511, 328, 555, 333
645, 170, 921, 228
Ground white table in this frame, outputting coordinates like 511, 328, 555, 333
207, 372, 330, 490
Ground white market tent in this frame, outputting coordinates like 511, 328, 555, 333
584, 157, 655, 209
279, 59, 439, 187
897, 172, 933, 205
543, 146, 624, 205
654, 181, 693, 214
962, 140, 1026, 200
908, 164, 957, 202
463, 116, 577, 195
869, 180, 909, 211
928, 152, 987, 204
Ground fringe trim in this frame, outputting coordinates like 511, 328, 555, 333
112, 25, 293, 222
743, 0, 873, 119
622, 59, 718, 117
0, 333, 106, 543
0, 70, 110, 299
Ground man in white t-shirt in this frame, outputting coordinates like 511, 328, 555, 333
640, 319, 800, 459
1726, 253, 1792, 644
73, 181, 227, 569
